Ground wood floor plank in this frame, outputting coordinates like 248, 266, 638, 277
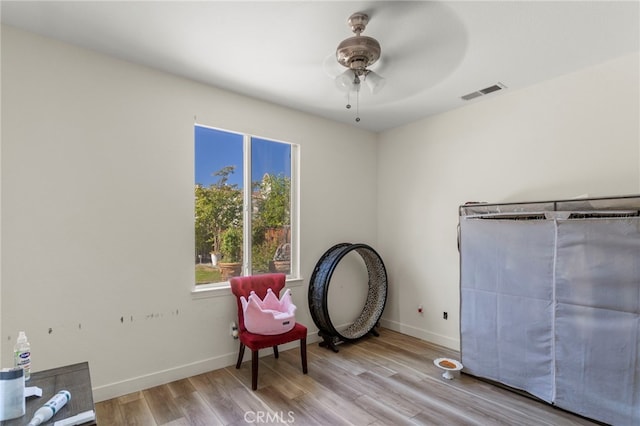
94, 397, 126, 425
264, 355, 315, 393
348, 341, 425, 381
410, 407, 481, 426
368, 370, 483, 424
289, 391, 357, 426
353, 393, 424, 426
143, 384, 184, 425
118, 394, 157, 425
253, 385, 327, 426
117, 390, 145, 405
204, 367, 244, 397
190, 369, 250, 425
96, 328, 600, 426
296, 378, 379, 425
167, 378, 196, 398
301, 356, 367, 401
161, 419, 191, 426
173, 389, 223, 426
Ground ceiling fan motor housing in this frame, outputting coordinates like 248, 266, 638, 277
336, 36, 381, 71
336, 12, 381, 72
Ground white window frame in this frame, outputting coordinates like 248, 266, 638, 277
192, 125, 301, 298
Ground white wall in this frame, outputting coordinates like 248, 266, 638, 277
3, 23, 639, 402
0, 26, 379, 401
377, 52, 640, 350
0, 24, 3, 373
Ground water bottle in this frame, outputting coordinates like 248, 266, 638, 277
14, 331, 31, 381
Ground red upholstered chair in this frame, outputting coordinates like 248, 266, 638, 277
230, 273, 308, 390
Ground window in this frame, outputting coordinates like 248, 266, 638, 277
194, 125, 298, 286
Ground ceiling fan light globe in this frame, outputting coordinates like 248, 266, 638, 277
335, 70, 355, 92
365, 71, 386, 94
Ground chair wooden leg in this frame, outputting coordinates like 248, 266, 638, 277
236, 343, 245, 369
251, 350, 259, 390
273, 345, 279, 359
301, 337, 308, 374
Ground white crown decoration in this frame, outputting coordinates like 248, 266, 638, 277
241, 288, 296, 335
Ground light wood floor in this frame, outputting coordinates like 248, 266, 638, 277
95, 328, 598, 425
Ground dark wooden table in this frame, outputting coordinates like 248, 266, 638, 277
1, 362, 95, 425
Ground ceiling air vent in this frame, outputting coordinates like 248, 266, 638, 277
461, 82, 507, 101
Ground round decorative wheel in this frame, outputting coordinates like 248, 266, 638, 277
308, 243, 388, 351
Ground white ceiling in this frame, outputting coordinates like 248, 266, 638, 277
1, 1, 638, 132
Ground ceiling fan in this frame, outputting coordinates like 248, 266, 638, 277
331, 12, 385, 122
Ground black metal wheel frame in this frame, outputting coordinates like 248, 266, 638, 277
308, 243, 388, 351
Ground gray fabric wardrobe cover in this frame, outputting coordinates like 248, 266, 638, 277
460, 216, 640, 425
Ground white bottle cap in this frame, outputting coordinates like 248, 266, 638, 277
28, 412, 45, 426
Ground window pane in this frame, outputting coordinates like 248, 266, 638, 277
194, 126, 243, 284
250, 137, 291, 275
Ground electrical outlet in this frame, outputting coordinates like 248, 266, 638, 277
443, 312, 448, 320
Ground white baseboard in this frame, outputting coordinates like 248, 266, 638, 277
92, 332, 321, 402
379, 318, 460, 351
92, 352, 237, 402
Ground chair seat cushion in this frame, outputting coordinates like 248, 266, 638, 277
241, 288, 296, 335
240, 322, 308, 350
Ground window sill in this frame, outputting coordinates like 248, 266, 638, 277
191, 276, 304, 299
